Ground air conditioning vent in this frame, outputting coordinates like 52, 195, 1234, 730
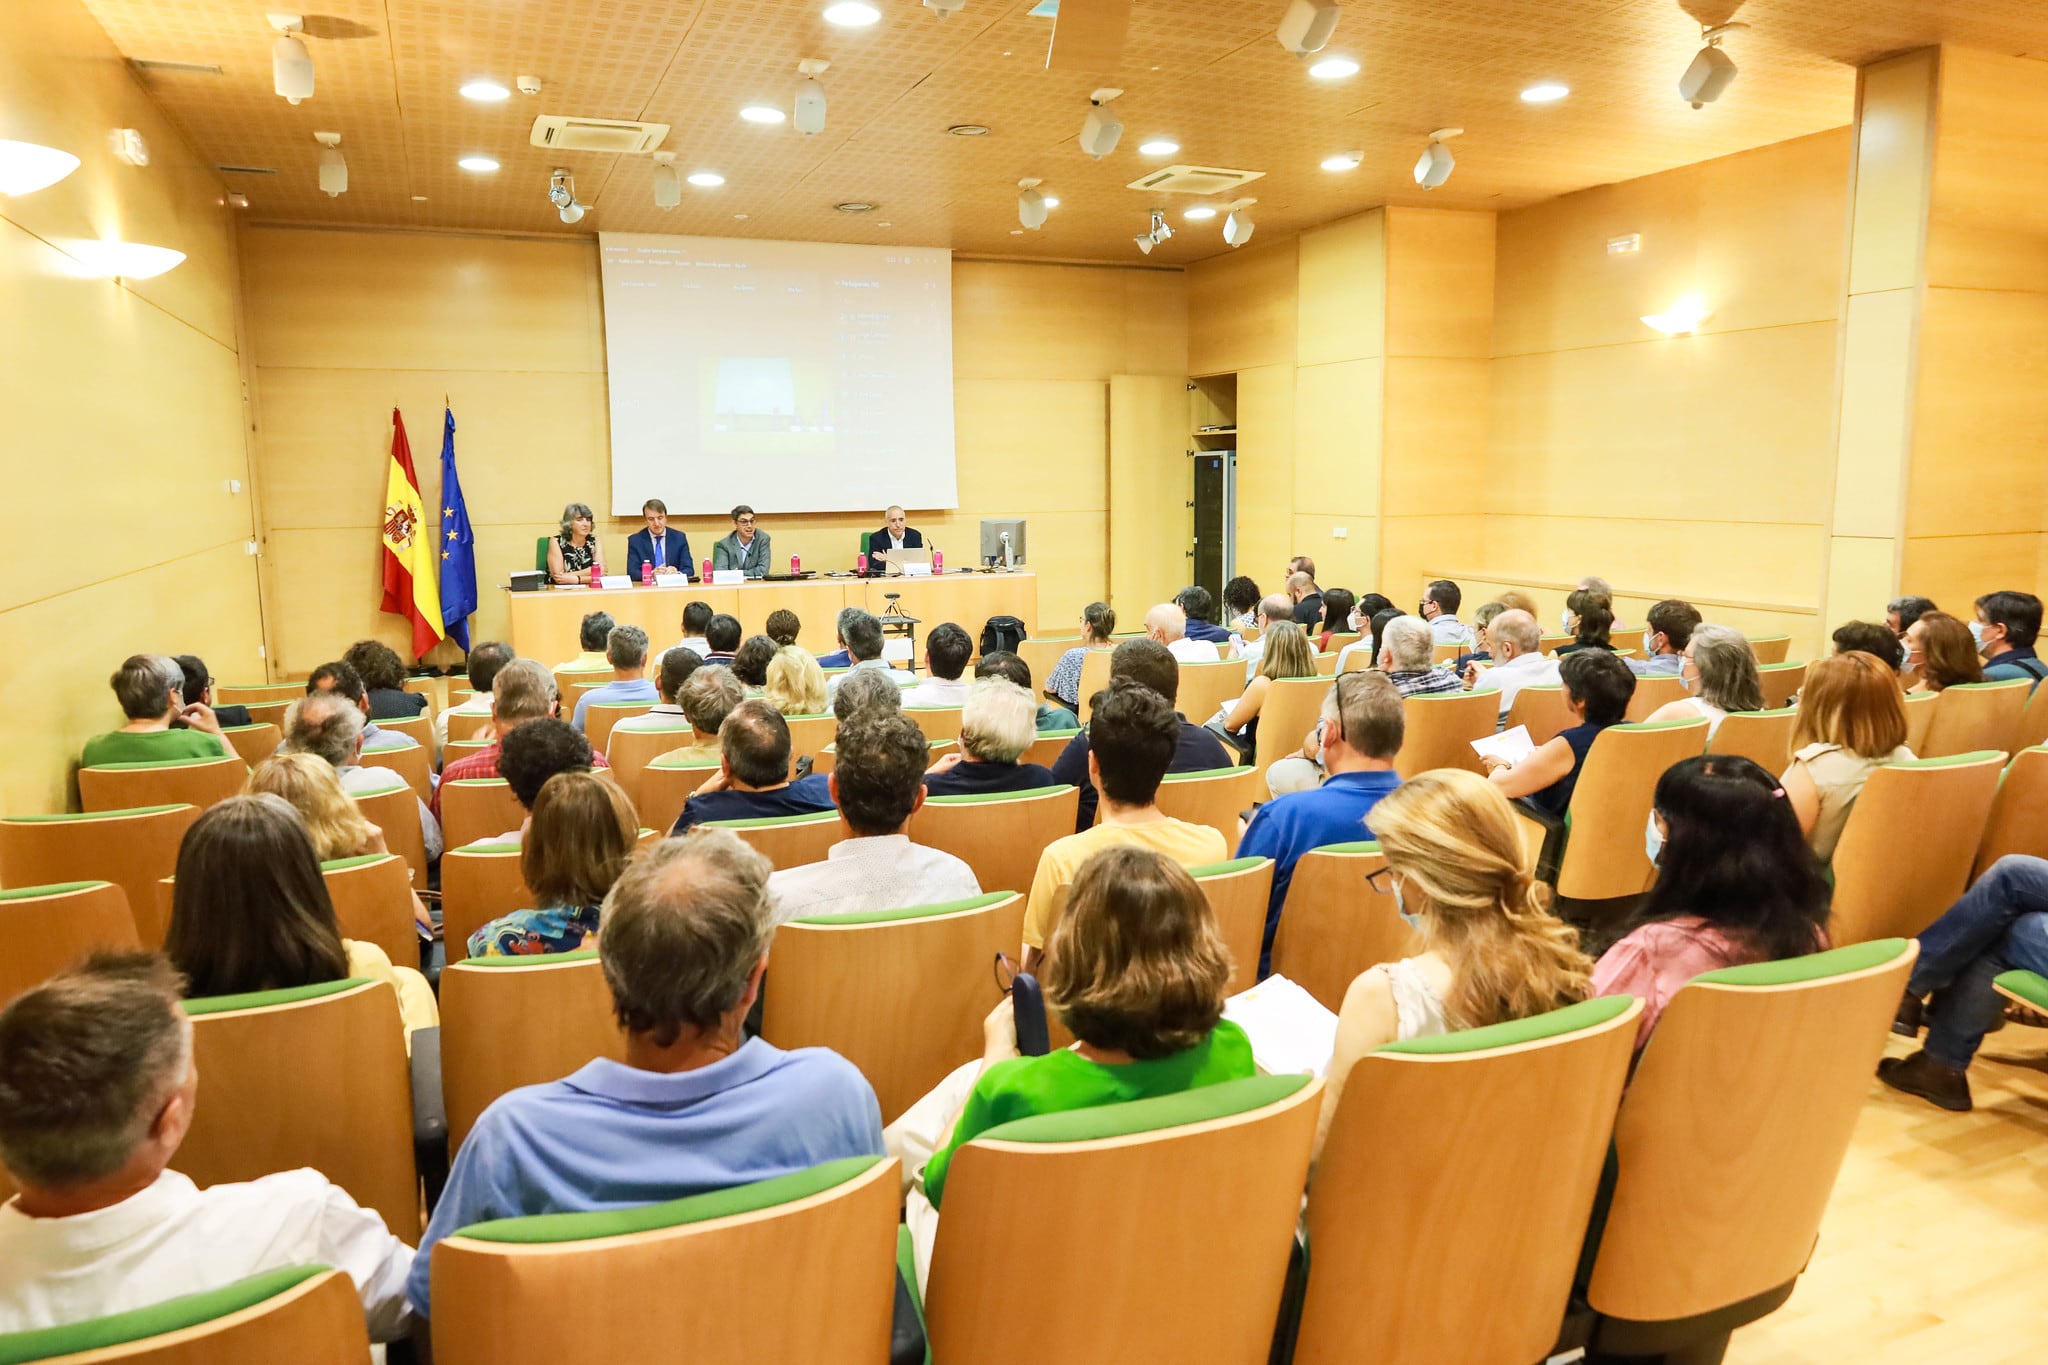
529, 115, 671, 154
1124, 164, 1266, 196
216, 164, 279, 175
132, 59, 225, 75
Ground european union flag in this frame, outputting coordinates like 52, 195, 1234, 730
438, 407, 477, 652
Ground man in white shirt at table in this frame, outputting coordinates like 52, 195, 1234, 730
0, 954, 414, 1344
899, 623, 974, 709
1145, 602, 1219, 664
1466, 610, 1559, 728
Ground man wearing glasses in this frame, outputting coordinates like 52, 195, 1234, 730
712, 504, 773, 579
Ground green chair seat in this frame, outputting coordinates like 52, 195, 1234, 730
0, 880, 111, 901
1308, 839, 1382, 855
0, 1266, 327, 1365
457, 947, 600, 969
1692, 937, 1908, 987
319, 853, 390, 873
702, 810, 840, 830
1161, 766, 1252, 782
3, 805, 189, 823
79, 757, 233, 772
977, 1073, 1310, 1145
1378, 993, 1635, 1056
1993, 969, 2048, 1012
923, 785, 1075, 807
1187, 856, 1266, 878
797, 891, 1014, 927
183, 977, 371, 1018
453, 1155, 885, 1244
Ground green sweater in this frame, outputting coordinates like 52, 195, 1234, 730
80, 729, 231, 767
922, 1020, 1255, 1207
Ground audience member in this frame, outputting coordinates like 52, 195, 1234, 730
764, 608, 802, 648
1418, 579, 1476, 649
171, 656, 249, 729
924, 677, 1060, 796
816, 605, 863, 670
901, 622, 974, 707
1379, 616, 1465, 697
1833, 620, 1903, 672
1782, 651, 1914, 861
556, 611, 615, 671
0, 955, 415, 1340
833, 667, 905, 722
1047, 602, 1118, 709
82, 655, 230, 767
1486, 650, 1635, 820
1288, 555, 1317, 581
1247, 593, 1308, 679
1555, 588, 1614, 655
571, 625, 657, 733
469, 771, 638, 957
613, 646, 701, 734
1048, 640, 1232, 833
1222, 576, 1263, 633
657, 667, 747, 767
975, 651, 1077, 731
434, 640, 514, 747
246, 753, 432, 935
1467, 610, 1560, 720
1349, 592, 1395, 633
1146, 602, 1219, 663
1315, 771, 1590, 1165
1287, 571, 1325, 629
305, 661, 413, 753
407, 831, 884, 1323
342, 640, 427, 720
493, 717, 599, 843
1595, 756, 1830, 1049
768, 712, 981, 920
1240, 671, 1405, 974
1026, 684, 1228, 963
1974, 590, 2046, 689
763, 645, 829, 716
1452, 600, 1506, 673
672, 701, 835, 833
1208, 621, 1316, 761
1316, 588, 1357, 651
435, 659, 607, 819
825, 609, 913, 701
1905, 612, 1983, 693
1496, 589, 1540, 618
669, 601, 715, 663
1887, 594, 1937, 668
286, 691, 443, 861
1630, 600, 1702, 677
1366, 607, 1403, 671
1175, 585, 1236, 648
1644, 623, 1762, 737
701, 614, 743, 665
730, 634, 779, 690
1573, 576, 1622, 628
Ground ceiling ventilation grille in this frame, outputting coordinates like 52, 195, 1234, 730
529, 116, 672, 154
132, 59, 225, 75
1124, 164, 1266, 196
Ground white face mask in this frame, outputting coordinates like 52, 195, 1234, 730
1392, 878, 1422, 931
1969, 618, 1989, 654
1645, 812, 1664, 866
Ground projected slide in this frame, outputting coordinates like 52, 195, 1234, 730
598, 233, 959, 517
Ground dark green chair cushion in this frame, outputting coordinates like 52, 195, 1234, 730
182, 977, 370, 1017
0, 1265, 325, 1365
452, 1155, 885, 1244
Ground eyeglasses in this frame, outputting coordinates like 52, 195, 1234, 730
993, 951, 1019, 996
1365, 867, 1396, 894
736, 516, 756, 526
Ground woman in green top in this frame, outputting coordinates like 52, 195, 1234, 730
896, 845, 1251, 1290
80, 653, 232, 768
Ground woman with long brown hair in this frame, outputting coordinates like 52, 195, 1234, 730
1904, 611, 1984, 694
1781, 650, 1914, 861
467, 770, 639, 957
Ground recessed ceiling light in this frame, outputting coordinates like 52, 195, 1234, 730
1320, 151, 1361, 171
1521, 82, 1570, 103
1042, 194, 1059, 209
1308, 56, 1359, 79
1010, 228, 1024, 235
411, 194, 428, 201
1138, 138, 1179, 155
836, 200, 876, 213
1184, 205, 1217, 220
741, 105, 786, 124
459, 80, 510, 102
876, 220, 892, 227
687, 171, 725, 187
823, 1, 880, 25
734, 212, 749, 219
947, 123, 992, 137
457, 155, 499, 172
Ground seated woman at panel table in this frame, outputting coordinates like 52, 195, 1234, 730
163, 794, 438, 1044
1643, 623, 1764, 739
246, 752, 432, 935
547, 501, 601, 585
924, 677, 1059, 797
468, 770, 639, 958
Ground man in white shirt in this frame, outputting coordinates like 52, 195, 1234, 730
434, 640, 513, 748
613, 645, 700, 736
1146, 602, 1219, 664
0, 954, 414, 1343
899, 623, 974, 709
663, 600, 716, 667
1467, 610, 1559, 724
287, 692, 444, 861
1418, 579, 1477, 650
1247, 594, 1312, 681
768, 711, 980, 922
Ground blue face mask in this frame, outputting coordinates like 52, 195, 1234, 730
1969, 618, 1989, 652
1645, 812, 1664, 866
1392, 879, 1422, 932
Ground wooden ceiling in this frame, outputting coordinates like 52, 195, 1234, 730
74, 0, 2048, 262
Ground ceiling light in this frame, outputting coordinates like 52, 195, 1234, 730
458, 155, 499, 172
741, 105, 787, 124
1413, 127, 1461, 190
947, 124, 992, 137
1276, 0, 1340, 55
411, 194, 428, 201
314, 131, 345, 197
269, 15, 313, 104
1134, 207, 1173, 256
1138, 139, 1179, 156
836, 201, 877, 213
64, 240, 186, 279
651, 153, 681, 209
795, 59, 830, 135
1223, 202, 1255, 248
460, 80, 510, 102
823, 1, 881, 25
228, 192, 251, 208
925, 0, 967, 15
1079, 88, 1123, 159
688, 171, 725, 187
1521, 82, 1570, 103
1183, 205, 1217, 221
1321, 150, 1361, 171
1134, 235, 1154, 255
1680, 23, 1747, 107
1308, 56, 1359, 79
1018, 178, 1047, 230
1642, 296, 1711, 334
0, 139, 80, 195
549, 168, 585, 223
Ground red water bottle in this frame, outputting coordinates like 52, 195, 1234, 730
701, 557, 712, 582
591, 549, 604, 583
857, 552, 868, 576
790, 554, 801, 575
931, 548, 943, 574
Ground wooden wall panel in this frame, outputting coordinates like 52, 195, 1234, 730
1925, 47, 2048, 295
1234, 363, 1299, 588
1906, 288, 2048, 539
1187, 239, 1299, 376
1385, 208, 1497, 359
1292, 359, 1382, 519
1297, 211, 1384, 367
1109, 375, 1194, 615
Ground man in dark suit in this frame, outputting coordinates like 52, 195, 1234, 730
866, 504, 923, 575
172, 655, 250, 728
712, 504, 773, 579
626, 498, 694, 581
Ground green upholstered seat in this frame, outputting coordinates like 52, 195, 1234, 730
2, 805, 188, 823
452, 1156, 885, 1244
182, 977, 372, 1017
0, 880, 109, 901
0, 1266, 326, 1365
975, 1073, 1311, 1146
796, 891, 1014, 928
702, 810, 840, 830
1994, 969, 2048, 1012
1378, 992, 1636, 1056
923, 785, 1075, 807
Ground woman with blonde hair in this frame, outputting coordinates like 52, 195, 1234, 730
1645, 623, 1765, 737
1782, 650, 1914, 861
1317, 770, 1591, 1162
246, 753, 431, 933
762, 644, 828, 716
1208, 620, 1317, 761
467, 770, 639, 957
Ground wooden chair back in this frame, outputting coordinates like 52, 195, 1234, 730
79, 757, 245, 814
703, 810, 844, 870
176, 980, 417, 1238
1623, 672, 1689, 722
604, 723, 695, 806
1609, 626, 1647, 654
1074, 648, 1114, 721
1023, 729, 1080, 768
0, 882, 140, 1009
1016, 636, 1079, 686
439, 951, 627, 1150
908, 787, 1079, 895
763, 892, 1026, 1124
0, 805, 199, 949
1830, 753, 2003, 944
350, 782, 428, 886
0, 1268, 371, 1365
1313, 651, 1341, 676
359, 741, 431, 802
1919, 679, 2031, 758
1975, 746, 2048, 877
214, 682, 304, 705
585, 702, 654, 756
446, 709, 495, 743
2019, 680, 2048, 751
1587, 940, 1916, 1326
1323, 631, 1360, 657
1269, 843, 1420, 1012
1179, 660, 1252, 726
1297, 996, 1642, 1365
240, 699, 295, 730
441, 778, 528, 850
440, 843, 534, 961
1756, 661, 1805, 710
635, 759, 722, 836
1503, 684, 1574, 746
1394, 690, 1495, 778
812, 739, 954, 776
1901, 688, 1938, 753
1251, 678, 1334, 790
1747, 634, 1792, 665
1155, 766, 1262, 855
320, 853, 417, 966
924, 1076, 1322, 1365
1555, 719, 1710, 900
1707, 707, 1797, 775
1539, 632, 1572, 653
429, 1158, 900, 1365
551, 666, 611, 704
1192, 858, 1273, 995
219, 723, 281, 768
784, 712, 838, 760
904, 706, 966, 744
374, 715, 431, 748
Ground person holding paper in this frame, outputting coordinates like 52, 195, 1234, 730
1483, 650, 1635, 823
626, 499, 694, 581
712, 504, 772, 579
865, 505, 923, 573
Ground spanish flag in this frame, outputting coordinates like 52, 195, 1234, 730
379, 408, 445, 659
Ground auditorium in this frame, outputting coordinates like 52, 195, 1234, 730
3, 0, 2046, 1360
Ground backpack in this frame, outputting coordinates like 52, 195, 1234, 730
980, 616, 1028, 656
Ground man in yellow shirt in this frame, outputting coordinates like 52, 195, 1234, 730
1020, 683, 1226, 967
656, 667, 746, 768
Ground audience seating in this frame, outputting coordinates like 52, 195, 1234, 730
1154, 766, 1262, 855
550, 666, 612, 703
1540, 633, 1572, 653
0, 881, 139, 1009
634, 758, 721, 835
429, 1157, 901, 1365
1609, 626, 1647, 654
1565, 940, 1916, 1362
373, 715, 431, 748
1325, 631, 1359, 656
1022, 729, 1079, 768
1016, 636, 1078, 686
441, 778, 527, 850
318, 853, 418, 966
1190, 858, 1273, 995
814, 739, 954, 776
1178, 660, 1252, 727
239, 699, 295, 730
1902, 689, 1939, 753
1919, 679, 2031, 759
446, 710, 495, 743
1707, 706, 1798, 776
79, 757, 245, 814
1431, 641, 1464, 666
1532, 719, 1710, 901
0, 804, 199, 948
1748, 634, 1792, 665
1994, 969, 2047, 1014
1074, 649, 1114, 721
1251, 678, 1335, 794
1268, 842, 1420, 1013
176, 979, 418, 1237
908, 786, 1079, 896
903, 707, 965, 745
584, 702, 654, 756
703, 809, 843, 869
443, 737, 493, 763
214, 682, 305, 706
350, 782, 428, 886
0, 1266, 370, 1365
1623, 673, 1690, 723
1503, 684, 1574, 746
919, 1076, 1321, 1365
1756, 661, 1805, 710
1313, 651, 1341, 677
2018, 682, 2048, 751
604, 723, 693, 806
438, 949, 626, 1150
1975, 746, 2048, 876
1394, 690, 1495, 779
1295, 996, 1641, 1365
440, 842, 532, 960
1829, 753, 2003, 944
784, 712, 837, 761
358, 741, 431, 802
218, 722, 281, 768
763, 892, 1027, 1124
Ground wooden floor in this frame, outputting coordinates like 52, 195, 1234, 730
1727, 1024, 2048, 1363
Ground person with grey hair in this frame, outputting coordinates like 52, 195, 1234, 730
816, 605, 865, 669
288, 691, 444, 861
0, 953, 415, 1339
570, 624, 658, 735
833, 665, 905, 722
658, 666, 748, 767
1379, 616, 1465, 697
924, 677, 1059, 796
1467, 609, 1560, 725
404, 830, 884, 1325
547, 501, 601, 586
436, 658, 609, 819
826, 607, 915, 702
1146, 602, 1219, 664
1643, 623, 1765, 738
672, 700, 836, 833
81, 654, 231, 768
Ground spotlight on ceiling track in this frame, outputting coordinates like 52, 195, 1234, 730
1017, 177, 1048, 230
1133, 207, 1172, 256
796, 59, 830, 135
268, 13, 313, 104
1413, 127, 1461, 190
1079, 88, 1123, 159
1276, 0, 1340, 55
1223, 199, 1256, 248
651, 151, 681, 209
548, 168, 585, 223
1679, 23, 1747, 107
313, 130, 346, 197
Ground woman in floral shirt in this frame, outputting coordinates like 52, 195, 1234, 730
469, 771, 638, 957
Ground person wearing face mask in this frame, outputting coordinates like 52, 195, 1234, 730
1887, 594, 1938, 671
1972, 590, 2046, 691
1592, 756, 1831, 1052
1643, 624, 1765, 738
1313, 770, 1591, 1168
1626, 600, 1701, 677
1416, 579, 1476, 650
1903, 612, 1983, 694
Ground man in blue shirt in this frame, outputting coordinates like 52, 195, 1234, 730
1050, 639, 1232, 833
1974, 590, 2046, 692
1626, 599, 1700, 678
1239, 669, 1406, 976
671, 700, 836, 833
570, 624, 659, 733
1175, 585, 1238, 649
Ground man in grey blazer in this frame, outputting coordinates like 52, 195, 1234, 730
711, 504, 773, 578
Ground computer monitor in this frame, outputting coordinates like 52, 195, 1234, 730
980, 518, 1026, 567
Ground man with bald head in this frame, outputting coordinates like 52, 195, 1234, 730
1145, 602, 1219, 664
866, 504, 924, 574
1287, 571, 1325, 629
1467, 609, 1560, 725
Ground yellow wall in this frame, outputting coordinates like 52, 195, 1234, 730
0, 0, 260, 818
241, 228, 1187, 674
